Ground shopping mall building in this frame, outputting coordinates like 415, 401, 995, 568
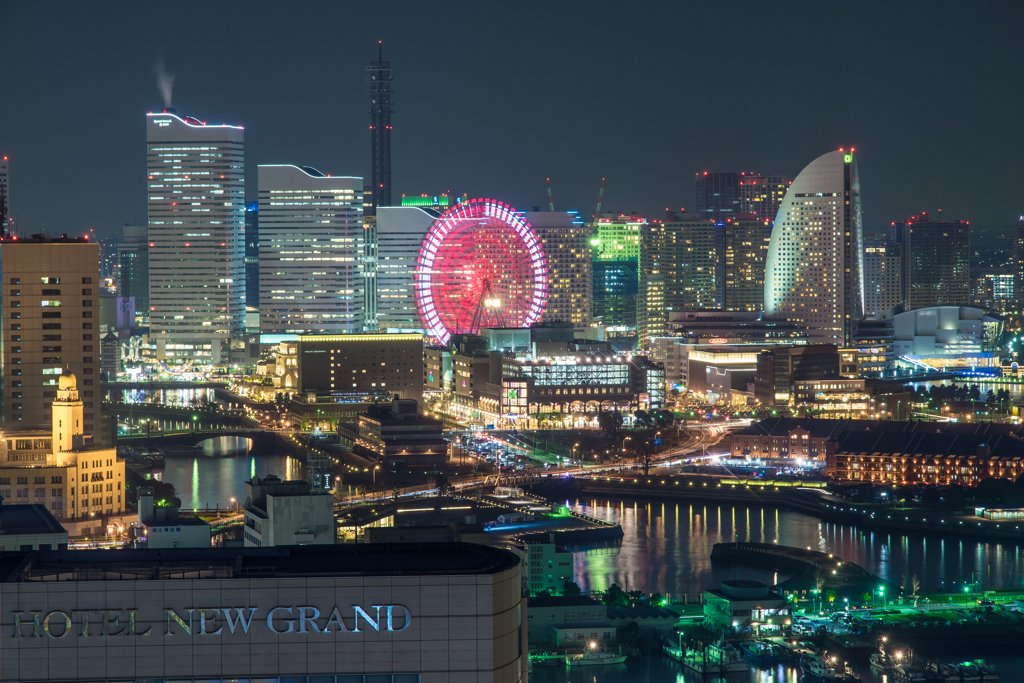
0, 543, 524, 683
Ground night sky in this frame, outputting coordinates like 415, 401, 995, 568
1, 1, 1022, 242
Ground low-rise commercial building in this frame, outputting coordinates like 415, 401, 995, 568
826, 422, 1024, 486
703, 580, 789, 633
242, 475, 334, 547
136, 486, 211, 548
349, 398, 446, 468
272, 333, 424, 404
0, 543, 524, 682
893, 306, 1003, 372
754, 345, 857, 407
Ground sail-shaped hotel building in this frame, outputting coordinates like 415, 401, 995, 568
764, 149, 863, 345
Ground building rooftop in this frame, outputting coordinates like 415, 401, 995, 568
0, 543, 519, 582
0, 502, 66, 537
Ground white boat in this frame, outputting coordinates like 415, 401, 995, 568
708, 640, 748, 672
565, 650, 627, 666
801, 653, 860, 682
683, 646, 722, 675
528, 651, 563, 667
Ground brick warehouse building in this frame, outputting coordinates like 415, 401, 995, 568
727, 417, 1024, 486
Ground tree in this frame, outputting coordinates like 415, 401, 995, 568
908, 574, 921, 607
974, 477, 1014, 505
597, 409, 623, 443
634, 409, 653, 429
825, 589, 837, 606
603, 583, 629, 607
563, 580, 582, 597
631, 434, 657, 476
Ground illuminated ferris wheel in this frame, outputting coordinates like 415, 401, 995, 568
415, 198, 548, 344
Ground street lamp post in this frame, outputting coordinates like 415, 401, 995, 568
373, 465, 380, 485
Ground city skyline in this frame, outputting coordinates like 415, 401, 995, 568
1, 2, 1022, 242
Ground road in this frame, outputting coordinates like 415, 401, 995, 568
336, 424, 727, 507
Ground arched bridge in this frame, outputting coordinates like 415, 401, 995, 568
117, 428, 285, 455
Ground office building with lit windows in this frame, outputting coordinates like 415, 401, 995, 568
863, 240, 902, 318
1, 236, 100, 436
0, 155, 8, 234
639, 214, 718, 345
764, 149, 863, 345
147, 111, 245, 365
244, 201, 259, 307
258, 165, 364, 334
738, 175, 792, 224
376, 206, 438, 332
591, 214, 643, 333
723, 216, 771, 312
117, 224, 149, 320
528, 211, 592, 330
892, 212, 970, 310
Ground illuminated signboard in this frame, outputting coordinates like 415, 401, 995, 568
707, 338, 729, 344
11, 604, 411, 639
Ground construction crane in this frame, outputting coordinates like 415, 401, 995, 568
590, 177, 606, 226
546, 178, 554, 212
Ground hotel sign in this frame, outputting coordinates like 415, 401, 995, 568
11, 604, 411, 639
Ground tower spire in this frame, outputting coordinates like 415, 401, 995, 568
367, 42, 393, 216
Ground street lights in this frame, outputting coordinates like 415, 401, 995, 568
373, 464, 380, 485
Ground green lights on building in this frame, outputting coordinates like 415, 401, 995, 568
400, 194, 468, 210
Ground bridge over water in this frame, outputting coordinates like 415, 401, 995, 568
117, 428, 292, 456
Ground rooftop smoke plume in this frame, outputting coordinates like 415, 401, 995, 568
155, 58, 175, 109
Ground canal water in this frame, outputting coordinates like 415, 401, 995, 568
152, 437, 356, 509
542, 498, 1024, 682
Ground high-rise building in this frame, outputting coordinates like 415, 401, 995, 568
591, 214, 643, 333
639, 214, 718, 344
723, 216, 772, 312
244, 201, 259, 307
892, 212, 970, 310
695, 172, 740, 222
0, 155, 8, 237
147, 111, 245, 365
376, 206, 438, 332
1, 236, 100, 436
764, 149, 864, 345
116, 224, 148, 318
367, 42, 393, 215
257, 165, 363, 334
863, 240, 902, 318
639, 222, 667, 345
738, 175, 792, 224
528, 211, 593, 329
1014, 217, 1024, 310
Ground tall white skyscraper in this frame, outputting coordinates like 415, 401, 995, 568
147, 112, 245, 365
527, 211, 593, 330
375, 206, 437, 332
764, 149, 863, 345
257, 165, 364, 334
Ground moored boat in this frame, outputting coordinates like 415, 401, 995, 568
565, 649, 627, 666
801, 653, 860, 682
708, 639, 748, 672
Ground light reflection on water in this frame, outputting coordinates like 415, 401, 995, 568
154, 437, 354, 509
566, 499, 1024, 599
531, 498, 1024, 682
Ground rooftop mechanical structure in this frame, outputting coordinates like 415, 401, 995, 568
415, 198, 548, 344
